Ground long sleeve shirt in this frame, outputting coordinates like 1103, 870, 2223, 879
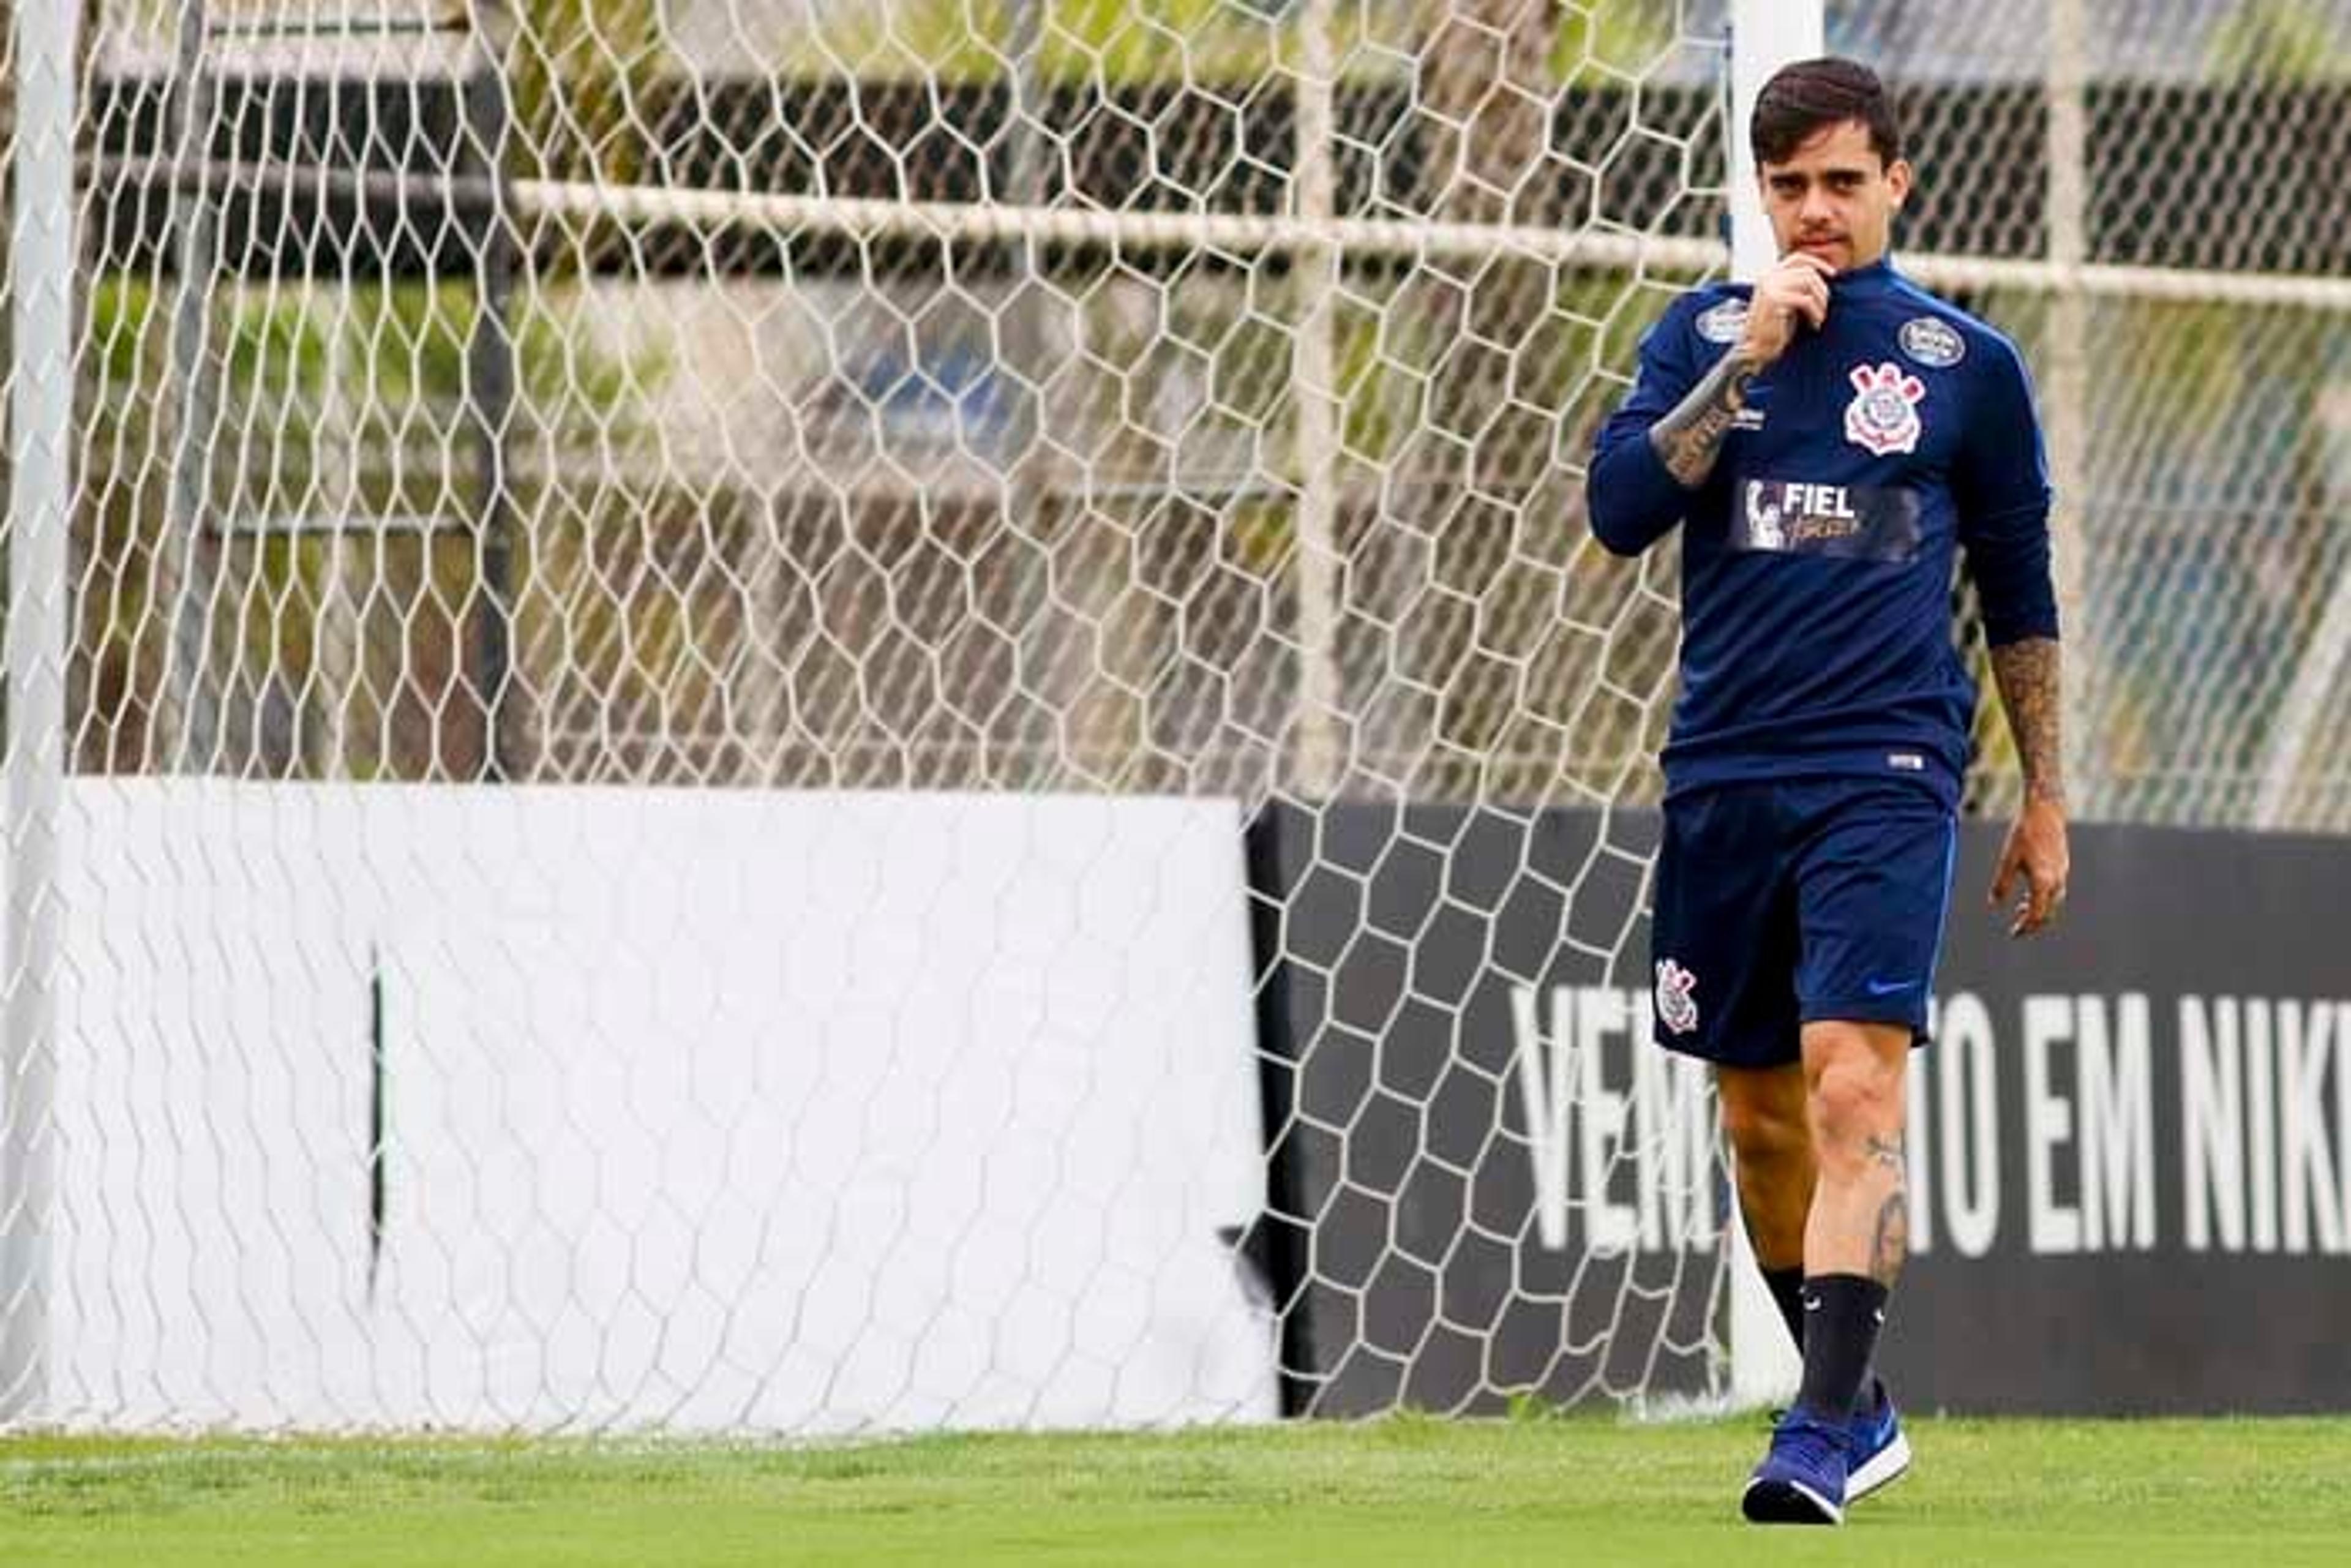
1586, 257, 2057, 807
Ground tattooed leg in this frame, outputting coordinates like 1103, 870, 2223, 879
1864, 1134, 1911, 1286
1799, 1021, 1912, 1284
1774, 1021, 1911, 1428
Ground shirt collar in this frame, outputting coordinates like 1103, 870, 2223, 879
1832, 256, 1899, 296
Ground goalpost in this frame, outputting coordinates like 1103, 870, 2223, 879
1720, 0, 1820, 1416
3, 0, 2347, 1432
1, 0, 79, 1422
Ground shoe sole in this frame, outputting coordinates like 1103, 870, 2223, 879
1847, 1427, 1913, 1502
1742, 1476, 1843, 1525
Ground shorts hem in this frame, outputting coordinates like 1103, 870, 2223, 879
1801, 996, 1932, 1044
1651, 1029, 1801, 1070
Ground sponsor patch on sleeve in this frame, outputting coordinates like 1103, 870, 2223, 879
1695, 299, 1749, 345
1898, 315, 1966, 369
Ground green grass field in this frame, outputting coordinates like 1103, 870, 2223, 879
4, 1415, 2346, 1566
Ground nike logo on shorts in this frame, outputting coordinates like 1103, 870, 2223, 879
1865, 977, 1921, 997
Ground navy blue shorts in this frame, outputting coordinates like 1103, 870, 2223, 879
1649, 777, 1957, 1067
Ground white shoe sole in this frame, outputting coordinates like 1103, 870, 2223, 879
1847, 1427, 1913, 1502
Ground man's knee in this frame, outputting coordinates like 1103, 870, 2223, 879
1802, 1022, 1908, 1153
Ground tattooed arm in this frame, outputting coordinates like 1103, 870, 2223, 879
1958, 324, 2071, 936
1644, 252, 1832, 487
1586, 254, 1831, 556
1987, 636, 2071, 936
1645, 351, 1763, 487
1990, 637, 2064, 807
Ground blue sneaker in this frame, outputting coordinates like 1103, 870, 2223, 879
1847, 1384, 1913, 1502
1742, 1408, 1848, 1525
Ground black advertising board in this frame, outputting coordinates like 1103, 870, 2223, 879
1248, 804, 2351, 1415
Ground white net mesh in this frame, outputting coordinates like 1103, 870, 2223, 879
0, 0, 2344, 1430
1836, 0, 2351, 827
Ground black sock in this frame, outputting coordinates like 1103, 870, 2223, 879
1763, 1264, 1807, 1354
1794, 1274, 1889, 1424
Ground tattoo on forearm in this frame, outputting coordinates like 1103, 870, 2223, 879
1990, 636, 2066, 806
1864, 1133, 1906, 1174
1869, 1190, 1908, 1286
1646, 350, 1760, 487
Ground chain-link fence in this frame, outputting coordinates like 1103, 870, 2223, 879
34, 1, 2346, 828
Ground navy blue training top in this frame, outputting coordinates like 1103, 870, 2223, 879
1586, 257, 2057, 808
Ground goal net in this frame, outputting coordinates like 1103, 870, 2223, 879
0, 0, 2343, 1431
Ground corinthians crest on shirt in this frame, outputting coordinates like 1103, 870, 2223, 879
1843, 361, 1925, 456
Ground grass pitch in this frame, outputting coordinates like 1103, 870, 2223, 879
4, 1414, 2346, 1566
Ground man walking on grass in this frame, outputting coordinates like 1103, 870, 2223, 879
1587, 56, 2071, 1525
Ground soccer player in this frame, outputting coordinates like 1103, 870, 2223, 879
1586, 58, 2069, 1525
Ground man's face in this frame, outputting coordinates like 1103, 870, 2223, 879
1758, 118, 1911, 273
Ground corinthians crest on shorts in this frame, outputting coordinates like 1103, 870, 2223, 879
1654, 959, 1699, 1035
1843, 361, 1926, 457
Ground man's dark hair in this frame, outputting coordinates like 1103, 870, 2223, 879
1751, 57, 1903, 168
